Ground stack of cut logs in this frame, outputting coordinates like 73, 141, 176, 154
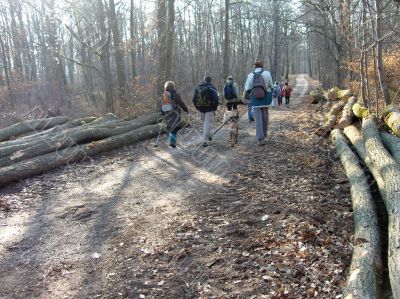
310, 87, 400, 298
0, 112, 178, 186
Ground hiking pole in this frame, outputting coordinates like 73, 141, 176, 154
154, 123, 163, 147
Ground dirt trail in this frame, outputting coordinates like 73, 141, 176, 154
0, 75, 353, 298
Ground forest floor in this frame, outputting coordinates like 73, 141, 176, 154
0, 75, 356, 299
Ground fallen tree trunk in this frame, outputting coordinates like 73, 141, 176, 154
0, 114, 125, 158
315, 100, 346, 136
382, 105, 400, 137
338, 97, 357, 129
0, 116, 69, 142
380, 132, 400, 165
0, 113, 162, 168
331, 129, 382, 298
0, 123, 163, 186
308, 89, 325, 104
328, 87, 353, 101
0, 114, 117, 151
345, 117, 400, 297
363, 116, 400, 298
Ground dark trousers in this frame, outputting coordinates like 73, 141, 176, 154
227, 102, 238, 111
285, 96, 290, 106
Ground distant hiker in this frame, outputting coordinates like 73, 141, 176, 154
222, 76, 240, 123
244, 61, 273, 146
277, 82, 283, 106
161, 81, 189, 148
193, 76, 219, 147
282, 81, 293, 108
272, 82, 281, 108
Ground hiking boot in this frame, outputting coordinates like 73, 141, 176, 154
249, 117, 255, 122
208, 135, 213, 142
258, 139, 266, 146
202, 142, 209, 147
169, 143, 176, 148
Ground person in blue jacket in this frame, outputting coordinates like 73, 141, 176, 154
192, 76, 219, 147
244, 61, 273, 146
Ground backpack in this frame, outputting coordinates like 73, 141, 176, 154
161, 91, 176, 112
272, 85, 280, 97
251, 71, 267, 99
196, 84, 213, 107
223, 82, 235, 100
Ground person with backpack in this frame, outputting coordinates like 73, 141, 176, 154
222, 76, 240, 123
192, 76, 219, 147
223, 76, 240, 111
272, 82, 281, 108
282, 81, 293, 108
244, 61, 273, 146
161, 81, 189, 148
277, 82, 283, 106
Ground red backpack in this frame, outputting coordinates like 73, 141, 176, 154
161, 91, 176, 112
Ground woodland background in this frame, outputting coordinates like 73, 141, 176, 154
0, 0, 399, 125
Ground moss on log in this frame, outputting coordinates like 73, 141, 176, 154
352, 103, 369, 119
382, 105, 400, 137
332, 129, 382, 298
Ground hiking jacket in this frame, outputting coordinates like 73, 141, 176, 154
163, 89, 188, 132
192, 82, 219, 113
272, 84, 281, 98
223, 79, 240, 103
244, 68, 274, 107
282, 85, 293, 97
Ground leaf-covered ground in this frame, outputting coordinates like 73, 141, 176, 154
0, 75, 355, 298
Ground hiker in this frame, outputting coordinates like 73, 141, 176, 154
282, 81, 293, 108
161, 81, 189, 148
244, 61, 273, 146
192, 76, 219, 147
222, 76, 240, 123
272, 82, 280, 108
277, 82, 283, 106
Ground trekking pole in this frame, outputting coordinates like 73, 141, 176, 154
154, 123, 163, 147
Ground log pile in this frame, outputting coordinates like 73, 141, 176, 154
0, 112, 174, 186
311, 85, 400, 296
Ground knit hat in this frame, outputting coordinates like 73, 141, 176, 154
204, 76, 212, 83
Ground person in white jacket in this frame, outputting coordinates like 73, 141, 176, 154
244, 61, 273, 146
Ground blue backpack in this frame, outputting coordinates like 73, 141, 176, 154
223, 82, 235, 100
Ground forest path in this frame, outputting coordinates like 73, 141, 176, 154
0, 74, 353, 298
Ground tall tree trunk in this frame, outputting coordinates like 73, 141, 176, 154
130, 0, 137, 79
9, 0, 22, 75
0, 34, 13, 108
109, 0, 127, 105
157, 0, 167, 90
374, 0, 390, 105
222, 0, 230, 79
164, 0, 175, 80
98, 0, 114, 113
